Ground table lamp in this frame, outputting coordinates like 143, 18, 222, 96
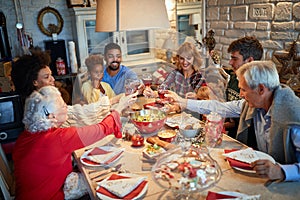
95, 0, 170, 32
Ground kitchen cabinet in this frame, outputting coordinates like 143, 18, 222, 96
70, 7, 157, 69
176, 1, 202, 45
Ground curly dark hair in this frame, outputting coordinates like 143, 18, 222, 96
11, 50, 51, 104
85, 54, 104, 71
227, 36, 263, 61
104, 43, 121, 55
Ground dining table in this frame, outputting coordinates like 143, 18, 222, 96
72, 98, 300, 200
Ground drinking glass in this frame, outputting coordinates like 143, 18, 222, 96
125, 79, 141, 95
157, 84, 168, 101
123, 79, 140, 118
142, 73, 153, 87
176, 112, 193, 151
204, 112, 224, 148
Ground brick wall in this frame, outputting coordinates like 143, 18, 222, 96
1, 0, 300, 68
206, 0, 300, 67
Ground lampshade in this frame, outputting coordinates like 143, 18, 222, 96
189, 13, 201, 25
96, 0, 170, 32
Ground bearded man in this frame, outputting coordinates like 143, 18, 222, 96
102, 43, 139, 95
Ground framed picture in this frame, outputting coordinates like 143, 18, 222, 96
66, 0, 88, 8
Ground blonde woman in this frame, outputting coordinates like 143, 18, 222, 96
144, 42, 205, 99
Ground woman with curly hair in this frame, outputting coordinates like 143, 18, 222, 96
11, 51, 117, 127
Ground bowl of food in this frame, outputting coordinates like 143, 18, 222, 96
179, 123, 203, 138
130, 109, 167, 134
157, 129, 177, 143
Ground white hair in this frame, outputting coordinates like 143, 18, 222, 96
236, 61, 280, 91
23, 86, 62, 133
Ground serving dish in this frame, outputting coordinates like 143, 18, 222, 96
151, 146, 222, 198
157, 129, 177, 143
130, 109, 167, 134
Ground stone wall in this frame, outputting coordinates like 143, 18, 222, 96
206, 0, 300, 67
2, 0, 300, 68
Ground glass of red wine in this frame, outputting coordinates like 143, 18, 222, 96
142, 73, 153, 87
157, 84, 169, 102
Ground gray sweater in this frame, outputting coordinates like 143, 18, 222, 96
237, 84, 300, 164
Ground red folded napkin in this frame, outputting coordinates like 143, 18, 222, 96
88, 148, 112, 156
206, 191, 237, 200
82, 150, 123, 166
224, 149, 252, 170
97, 174, 148, 199
103, 151, 123, 165
81, 158, 99, 165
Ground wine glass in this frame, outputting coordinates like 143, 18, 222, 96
125, 79, 138, 96
157, 84, 170, 103
123, 79, 140, 122
142, 73, 153, 87
176, 112, 194, 151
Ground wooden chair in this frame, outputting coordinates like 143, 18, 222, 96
0, 144, 15, 199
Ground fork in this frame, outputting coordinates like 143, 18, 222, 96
90, 163, 122, 180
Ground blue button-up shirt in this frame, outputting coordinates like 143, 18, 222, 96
102, 65, 138, 95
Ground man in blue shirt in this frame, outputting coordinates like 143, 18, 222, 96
167, 61, 300, 182
102, 43, 139, 95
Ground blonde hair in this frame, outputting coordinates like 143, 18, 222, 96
197, 86, 210, 100
176, 42, 203, 71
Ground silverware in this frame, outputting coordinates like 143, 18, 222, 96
90, 164, 122, 180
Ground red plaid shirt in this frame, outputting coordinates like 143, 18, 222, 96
161, 69, 205, 97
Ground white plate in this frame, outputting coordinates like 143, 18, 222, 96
80, 146, 123, 167
166, 114, 202, 128
231, 150, 275, 174
96, 173, 148, 200
142, 145, 166, 159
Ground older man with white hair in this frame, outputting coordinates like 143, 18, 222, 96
167, 60, 300, 182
